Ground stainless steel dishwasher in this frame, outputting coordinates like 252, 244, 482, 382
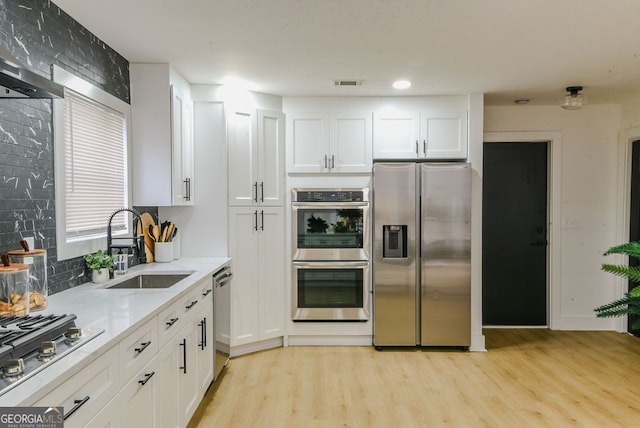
213, 265, 233, 381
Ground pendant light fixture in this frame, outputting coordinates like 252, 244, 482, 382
561, 86, 585, 110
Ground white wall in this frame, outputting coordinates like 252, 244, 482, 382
484, 105, 621, 330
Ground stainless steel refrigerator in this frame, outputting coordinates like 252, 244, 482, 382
373, 162, 471, 347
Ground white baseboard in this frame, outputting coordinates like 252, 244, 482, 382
470, 333, 486, 352
230, 337, 283, 357
287, 335, 372, 346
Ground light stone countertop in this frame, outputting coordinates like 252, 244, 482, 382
0, 257, 230, 406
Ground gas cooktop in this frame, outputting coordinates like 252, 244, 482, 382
0, 314, 103, 396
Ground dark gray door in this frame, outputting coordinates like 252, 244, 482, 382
628, 141, 640, 334
483, 142, 548, 325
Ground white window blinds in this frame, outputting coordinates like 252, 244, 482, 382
63, 90, 128, 240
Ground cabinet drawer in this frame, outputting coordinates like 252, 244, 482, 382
179, 288, 201, 317
35, 345, 119, 428
119, 318, 158, 381
158, 299, 185, 348
197, 278, 213, 304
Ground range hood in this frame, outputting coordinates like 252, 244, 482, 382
0, 46, 64, 99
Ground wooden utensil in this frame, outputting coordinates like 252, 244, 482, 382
141, 212, 156, 262
165, 223, 176, 242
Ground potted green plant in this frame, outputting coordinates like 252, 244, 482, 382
594, 242, 640, 329
84, 250, 116, 284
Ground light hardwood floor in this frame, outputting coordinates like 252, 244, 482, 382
188, 329, 640, 427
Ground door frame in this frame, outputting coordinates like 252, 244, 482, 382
483, 131, 561, 328
615, 127, 640, 332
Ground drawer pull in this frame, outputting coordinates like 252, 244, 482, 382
64, 395, 90, 420
201, 288, 212, 297
138, 371, 155, 386
185, 300, 198, 310
135, 340, 152, 354
166, 317, 179, 327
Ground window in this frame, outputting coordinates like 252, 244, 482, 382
53, 66, 132, 260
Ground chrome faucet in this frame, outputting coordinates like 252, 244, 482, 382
107, 208, 147, 276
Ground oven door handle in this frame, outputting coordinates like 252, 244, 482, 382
291, 261, 369, 268
291, 202, 369, 208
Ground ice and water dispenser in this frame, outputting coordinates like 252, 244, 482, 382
382, 225, 407, 258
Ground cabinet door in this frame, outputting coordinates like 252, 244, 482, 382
228, 109, 259, 206
229, 207, 260, 346
257, 109, 285, 206
171, 85, 189, 205
178, 321, 199, 426
373, 111, 420, 159
196, 292, 214, 394
182, 100, 195, 205
258, 207, 285, 340
120, 362, 159, 428
421, 107, 468, 159
156, 338, 180, 428
330, 112, 372, 173
287, 112, 330, 173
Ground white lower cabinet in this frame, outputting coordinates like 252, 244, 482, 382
37, 275, 217, 428
229, 207, 284, 350
34, 345, 120, 428
119, 359, 160, 428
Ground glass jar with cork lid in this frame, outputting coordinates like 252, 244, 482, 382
7, 240, 48, 311
0, 254, 29, 317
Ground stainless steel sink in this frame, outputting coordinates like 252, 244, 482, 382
107, 274, 191, 289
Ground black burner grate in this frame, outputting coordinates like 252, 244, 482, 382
0, 314, 77, 363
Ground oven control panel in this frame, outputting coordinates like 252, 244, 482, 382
294, 189, 367, 202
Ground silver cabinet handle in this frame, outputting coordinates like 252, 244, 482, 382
253, 182, 258, 202
260, 181, 264, 202
183, 178, 191, 201
423, 140, 426, 155
415, 140, 419, 156
331, 154, 335, 169
254, 210, 258, 231
260, 210, 264, 231
324, 155, 328, 168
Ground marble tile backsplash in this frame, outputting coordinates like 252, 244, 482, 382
0, 1, 144, 294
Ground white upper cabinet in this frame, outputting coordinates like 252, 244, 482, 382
287, 111, 372, 173
131, 63, 194, 206
373, 106, 467, 160
228, 108, 285, 207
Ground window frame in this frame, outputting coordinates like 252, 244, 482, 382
53, 65, 133, 261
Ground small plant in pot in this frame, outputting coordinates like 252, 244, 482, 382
84, 250, 116, 284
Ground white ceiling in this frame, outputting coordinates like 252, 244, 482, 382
53, 0, 640, 106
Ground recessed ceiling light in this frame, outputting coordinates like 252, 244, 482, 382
392, 80, 411, 90
514, 98, 530, 105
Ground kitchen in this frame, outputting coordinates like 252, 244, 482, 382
0, 0, 639, 425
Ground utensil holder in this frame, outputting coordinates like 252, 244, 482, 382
155, 242, 173, 263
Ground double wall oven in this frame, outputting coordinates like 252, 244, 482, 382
291, 188, 370, 321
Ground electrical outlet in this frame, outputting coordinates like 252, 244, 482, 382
23, 236, 35, 249
563, 217, 580, 229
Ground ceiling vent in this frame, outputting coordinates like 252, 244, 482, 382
332, 79, 365, 87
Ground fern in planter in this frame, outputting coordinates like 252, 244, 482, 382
595, 242, 640, 328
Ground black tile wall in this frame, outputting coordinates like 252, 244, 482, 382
0, 0, 156, 294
